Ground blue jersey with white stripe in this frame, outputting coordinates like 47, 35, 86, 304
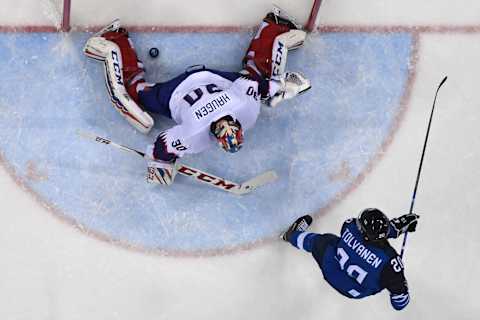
321, 219, 410, 310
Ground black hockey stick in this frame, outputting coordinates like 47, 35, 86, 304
400, 76, 448, 258
77, 131, 278, 195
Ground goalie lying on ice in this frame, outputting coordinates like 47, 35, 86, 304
83, 10, 310, 186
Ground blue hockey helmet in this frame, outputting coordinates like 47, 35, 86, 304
211, 115, 244, 153
356, 208, 390, 241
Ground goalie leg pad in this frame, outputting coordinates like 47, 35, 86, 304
98, 40, 154, 133
84, 26, 154, 133
276, 29, 307, 51
84, 29, 144, 83
243, 21, 290, 79
83, 19, 123, 60
243, 21, 307, 79
84, 36, 112, 61
271, 30, 307, 78
271, 36, 288, 78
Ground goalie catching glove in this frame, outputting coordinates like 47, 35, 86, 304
268, 72, 311, 107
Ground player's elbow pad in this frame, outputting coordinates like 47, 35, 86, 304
390, 293, 410, 311
153, 134, 178, 162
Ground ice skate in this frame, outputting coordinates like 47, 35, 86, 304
281, 215, 313, 241
93, 18, 121, 37
269, 5, 304, 30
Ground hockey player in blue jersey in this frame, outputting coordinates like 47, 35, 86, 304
282, 208, 419, 310
83, 9, 310, 186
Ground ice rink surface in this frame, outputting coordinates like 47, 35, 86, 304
1, 1, 480, 319
0, 31, 413, 253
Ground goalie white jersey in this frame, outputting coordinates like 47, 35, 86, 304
150, 70, 262, 161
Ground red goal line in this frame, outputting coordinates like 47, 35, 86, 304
2, 0, 480, 35
0, 0, 321, 33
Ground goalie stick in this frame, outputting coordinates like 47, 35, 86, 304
77, 131, 278, 195
400, 76, 448, 258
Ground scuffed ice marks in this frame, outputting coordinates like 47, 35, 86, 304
0, 32, 413, 253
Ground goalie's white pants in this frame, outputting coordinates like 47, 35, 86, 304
84, 37, 154, 134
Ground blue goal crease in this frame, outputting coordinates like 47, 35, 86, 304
0, 31, 413, 253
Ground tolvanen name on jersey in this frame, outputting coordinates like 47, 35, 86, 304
194, 93, 231, 120
341, 228, 383, 268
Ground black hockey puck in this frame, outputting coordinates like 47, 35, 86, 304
149, 47, 159, 58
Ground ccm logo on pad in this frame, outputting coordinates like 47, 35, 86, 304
111, 51, 123, 85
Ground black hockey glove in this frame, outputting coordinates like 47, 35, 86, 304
391, 213, 420, 234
